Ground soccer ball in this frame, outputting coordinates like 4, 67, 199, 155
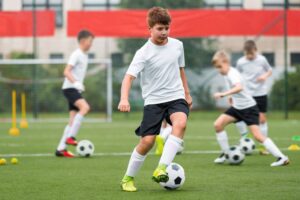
225, 146, 245, 165
76, 140, 94, 157
239, 137, 256, 155
160, 163, 185, 190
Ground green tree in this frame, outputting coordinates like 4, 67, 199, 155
270, 66, 300, 110
118, 0, 215, 69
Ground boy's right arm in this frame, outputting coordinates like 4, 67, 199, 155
118, 74, 135, 112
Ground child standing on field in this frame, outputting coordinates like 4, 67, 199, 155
118, 7, 192, 192
56, 30, 94, 158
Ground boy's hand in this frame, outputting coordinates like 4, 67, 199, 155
185, 94, 193, 109
118, 99, 131, 112
257, 74, 267, 82
214, 92, 225, 99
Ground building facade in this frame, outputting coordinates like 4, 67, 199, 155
0, 0, 299, 67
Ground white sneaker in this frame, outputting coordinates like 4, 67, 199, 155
270, 156, 290, 167
214, 153, 226, 164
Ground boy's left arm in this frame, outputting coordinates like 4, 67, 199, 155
214, 83, 243, 99
180, 68, 192, 109
257, 58, 272, 82
257, 70, 272, 82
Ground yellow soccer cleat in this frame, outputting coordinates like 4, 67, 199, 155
155, 135, 164, 156
152, 164, 169, 183
121, 176, 137, 192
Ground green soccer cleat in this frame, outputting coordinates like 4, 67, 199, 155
121, 176, 137, 192
155, 135, 164, 156
152, 164, 169, 183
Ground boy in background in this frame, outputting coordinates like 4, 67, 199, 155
56, 30, 94, 157
235, 40, 272, 155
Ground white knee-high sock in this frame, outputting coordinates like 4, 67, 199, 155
68, 114, 84, 138
235, 121, 248, 137
216, 131, 230, 153
263, 138, 285, 158
159, 135, 183, 166
125, 148, 146, 177
160, 125, 172, 142
260, 123, 268, 137
57, 125, 70, 151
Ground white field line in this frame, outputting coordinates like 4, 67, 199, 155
0, 148, 290, 158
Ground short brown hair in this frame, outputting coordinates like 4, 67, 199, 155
244, 40, 257, 52
77, 29, 94, 42
147, 7, 171, 28
211, 50, 230, 66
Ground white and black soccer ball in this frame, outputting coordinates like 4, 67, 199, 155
160, 163, 185, 190
225, 146, 245, 165
76, 140, 94, 157
239, 137, 256, 155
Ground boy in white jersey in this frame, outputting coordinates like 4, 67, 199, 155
118, 7, 192, 192
235, 40, 272, 155
55, 30, 94, 157
212, 51, 289, 167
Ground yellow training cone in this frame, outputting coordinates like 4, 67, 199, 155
288, 144, 300, 151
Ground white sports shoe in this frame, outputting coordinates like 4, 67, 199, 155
270, 156, 290, 167
214, 153, 226, 164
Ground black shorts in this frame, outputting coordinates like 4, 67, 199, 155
135, 99, 189, 137
225, 106, 259, 126
62, 88, 83, 111
253, 95, 268, 113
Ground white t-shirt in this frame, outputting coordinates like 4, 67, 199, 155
236, 54, 272, 97
62, 48, 88, 90
126, 37, 185, 105
224, 67, 256, 110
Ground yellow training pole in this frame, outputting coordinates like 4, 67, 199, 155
20, 92, 28, 129
9, 90, 20, 136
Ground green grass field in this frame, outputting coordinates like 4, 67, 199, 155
1, 112, 300, 200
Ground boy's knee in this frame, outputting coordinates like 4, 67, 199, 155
214, 121, 223, 132
80, 104, 90, 114
140, 137, 155, 149
173, 121, 187, 131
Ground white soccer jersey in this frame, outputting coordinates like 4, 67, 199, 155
126, 37, 185, 106
62, 48, 88, 90
224, 67, 256, 110
236, 54, 272, 97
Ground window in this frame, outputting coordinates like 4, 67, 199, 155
0, 54, 3, 59
262, 52, 275, 67
204, 0, 243, 9
49, 53, 63, 59
0, 0, 2, 10
83, 0, 120, 10
263, 0, 300, 9
231, 52, 243, 66
291, 53, 300, 66
22, 0, 63, 28
88, 53, 95, 59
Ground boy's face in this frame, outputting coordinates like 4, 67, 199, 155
80, 36, 94, 52
245, 50, 256, 60
214, 59, 230, 75
149, 23, 170, 45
